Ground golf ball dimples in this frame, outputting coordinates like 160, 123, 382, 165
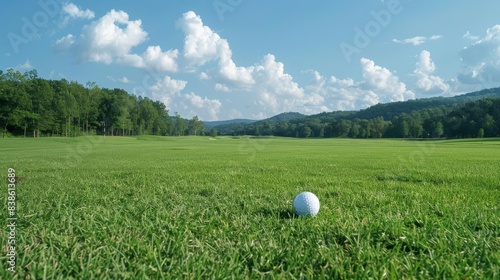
293, 192, 320, 217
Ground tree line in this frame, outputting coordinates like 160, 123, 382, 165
221, 98, 500, 139
0, 69, 205, 137
2, 68, 498, 139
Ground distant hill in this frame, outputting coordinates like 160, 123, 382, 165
203, 119, 255, 129
348, 87, 500, 120
265, 112, 306, 122
214, 87, 500, 136
211, 112, 305, 135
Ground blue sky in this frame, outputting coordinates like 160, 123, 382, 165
2, 0, 500, 120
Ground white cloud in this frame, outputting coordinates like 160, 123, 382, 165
183, 93, 222, 121
413, 50, 450, 94
120, 46, 178, 72
393, 36, 426, 46
459, 25, 500, 84
150, 76, 187, 107
148, 75, 222, 120
429, 35, 443, 40
120, 77, 132, 84
55, 10, 148, 64
463, 31, 480, 41
17, 59, 33, 70
108, 76, 134, 84
177, 11, 220, 66
329, 75, 354, 87
55, 9, 179, 72
304, 71, 375, 112
60, 3, 95, 27
215, 83, 230, 92
53, 9, 454, 120
255, 54, 303, 98
360, 58, 415, 102
63, 3, 95, 20
177, 11, 379, 118
177, 11, 254, 87
54, 34, 75, 51
252, 54, 317, 115
393, 35, 443, 46
300, 59, 417, 113
416, 50, 436, 74
199, 72, 210, 80
177, 12, 324, 117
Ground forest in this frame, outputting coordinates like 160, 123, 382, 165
221, 98, 500, 139
1, 68, 499, 139
0, 69, 205, 138
215, 88, 500, 139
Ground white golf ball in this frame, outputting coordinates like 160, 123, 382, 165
293, 192, 320, 217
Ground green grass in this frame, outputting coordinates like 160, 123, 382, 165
1, 136, 499, 279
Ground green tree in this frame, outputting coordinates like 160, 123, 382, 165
408, 112, 423, 138
139, 98, 158, 135
188, 116, 204, 136
432, 121, 444, 138
210, 128, 217, 138
299, 125, 312, 138
174, 113, 186, 136
261, 121, 273, 136
151, 100, 169, 135
349, 122, 360, 138
478, 128, 485, 138
0, 77, 32, 137
85, 82, 102, 134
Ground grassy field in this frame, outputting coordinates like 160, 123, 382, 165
1, 136, 499, 279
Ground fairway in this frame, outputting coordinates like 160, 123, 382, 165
1, 136, 499, 278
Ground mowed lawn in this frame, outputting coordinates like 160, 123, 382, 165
1, 136, 499, 279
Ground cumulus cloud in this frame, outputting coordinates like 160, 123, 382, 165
150, 76, 188, 107
177, 11, 219, 66
183, 93, 222, 121
59, 3, 95, 27
360, 58, 415, 102
215, 83, 230, 92
459, 25, 500, 84
412, 50, 450, 94
303, 71, 375, 111
175, 11, 332, 117
149, 75, 222, 120
177, 11, 254, 86
255, 54, 303, 98
120, 46, 178, 72
252, 54, 324, 115
393, 35, 442, 46
55, 10, 147, 64
54, 9, 178, 72
301, 59, 416, 113
199, 72, 210, 80
63, 3, 95, 20
53, 9, 442, 120
54, 34, 75, 51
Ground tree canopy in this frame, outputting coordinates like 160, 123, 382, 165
0, 69, 203, 137
216, 97, 500, 139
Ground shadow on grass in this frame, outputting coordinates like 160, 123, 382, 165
256, 208, 298, 220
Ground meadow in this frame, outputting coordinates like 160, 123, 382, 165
0, 136, 499, 279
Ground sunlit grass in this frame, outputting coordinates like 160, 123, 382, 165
0, 136, 499, 278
